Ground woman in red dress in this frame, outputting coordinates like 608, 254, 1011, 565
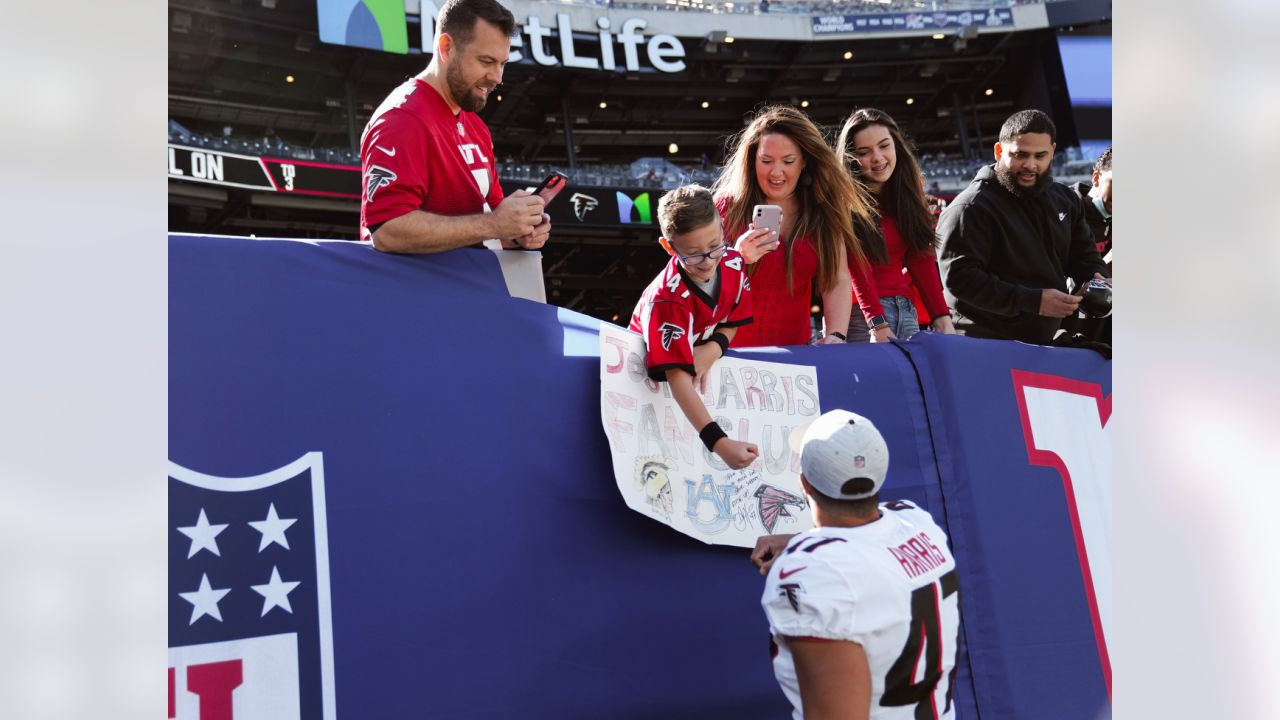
712, 106, 878, 348
836, 108, 957, 341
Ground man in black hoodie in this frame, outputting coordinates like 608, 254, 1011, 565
937, 110, 1108, 345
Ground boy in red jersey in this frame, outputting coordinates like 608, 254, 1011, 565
629, 185, 760, 469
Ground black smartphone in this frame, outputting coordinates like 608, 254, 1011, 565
1073, 278, 1110, 296
532, 172, 569, 205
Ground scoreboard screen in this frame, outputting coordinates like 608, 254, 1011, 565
168, 144, 667, 228
168, 145, 360, 199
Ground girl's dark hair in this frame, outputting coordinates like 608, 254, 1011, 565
837, 108, 937, 262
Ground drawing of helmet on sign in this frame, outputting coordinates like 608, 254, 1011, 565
635, 457, 674, 519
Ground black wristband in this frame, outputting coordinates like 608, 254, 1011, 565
829, 331, 846, 341
699, 421, 728, 452
709, 331, 730, 356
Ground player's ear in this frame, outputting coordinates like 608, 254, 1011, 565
658, 237, 676, 258
438, 32, 454, 61
993, 141, 1003, 163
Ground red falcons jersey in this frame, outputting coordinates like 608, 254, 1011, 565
629, 250, 753, 382
359, 79, 503, 241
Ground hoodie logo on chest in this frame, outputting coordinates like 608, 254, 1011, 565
1058, 212, 1067, 221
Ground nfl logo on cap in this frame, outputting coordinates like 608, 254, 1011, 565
791, 409, 891, 500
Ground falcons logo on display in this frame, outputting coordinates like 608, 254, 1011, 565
365, 165, 397, 201
659, 322, 686, 351
755, 484, 807, 534
569, 192, 599, 222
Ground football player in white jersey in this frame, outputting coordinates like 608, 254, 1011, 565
753, 410, 961, 720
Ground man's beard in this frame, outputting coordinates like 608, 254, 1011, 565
995, 163, 1053, 199
447, 63, 488, 113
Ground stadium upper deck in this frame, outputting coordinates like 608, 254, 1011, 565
170, 0, 1106, 164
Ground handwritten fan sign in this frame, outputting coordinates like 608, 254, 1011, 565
599, 324, 820, 547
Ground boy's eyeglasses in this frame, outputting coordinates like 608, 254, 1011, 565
674, 243, 728, 266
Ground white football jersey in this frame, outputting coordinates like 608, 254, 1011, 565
761, 500, 960, 720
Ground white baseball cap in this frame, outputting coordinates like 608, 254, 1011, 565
790, 410, 890, 500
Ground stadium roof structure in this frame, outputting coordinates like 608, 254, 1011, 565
170, 0, 1107, 163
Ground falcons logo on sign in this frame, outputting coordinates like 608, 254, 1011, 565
365, 165, 397, 201
659, 322, 686, 351
569, 192, 599, 222
754, 484, 807, 533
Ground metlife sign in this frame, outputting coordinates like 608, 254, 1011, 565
318, 0, 686, 73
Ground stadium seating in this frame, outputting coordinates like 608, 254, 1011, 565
167, 128, 359, 166
167, 124, 1097, 193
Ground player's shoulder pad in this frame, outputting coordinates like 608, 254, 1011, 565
884, 500, 947, 536
773, 532, 857, 580
765, 534, 860, 637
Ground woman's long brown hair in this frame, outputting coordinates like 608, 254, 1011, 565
712, 105, 874, 293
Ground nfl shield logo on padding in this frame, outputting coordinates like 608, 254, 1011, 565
168, 453, 336, 719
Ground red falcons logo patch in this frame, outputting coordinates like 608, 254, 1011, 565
365, 165, 397, 201
659, 322, 686, 351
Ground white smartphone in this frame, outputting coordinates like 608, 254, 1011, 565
752, 204, 782, 240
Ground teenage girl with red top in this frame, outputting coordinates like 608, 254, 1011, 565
712, 105, 880, 348
837, 108, 957, 340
